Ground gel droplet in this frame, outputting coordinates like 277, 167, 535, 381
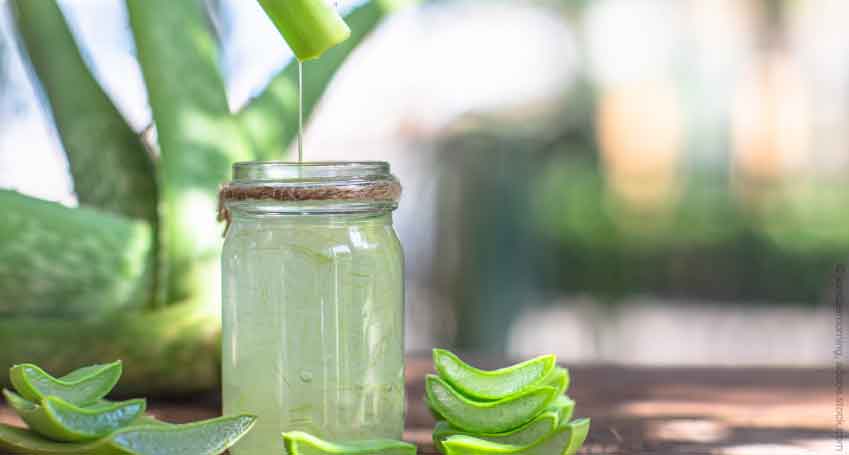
299, 370, 313, 383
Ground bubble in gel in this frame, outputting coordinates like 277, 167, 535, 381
300, 370, 313, 383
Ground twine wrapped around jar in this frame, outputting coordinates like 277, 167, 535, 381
218, 162, 401, 234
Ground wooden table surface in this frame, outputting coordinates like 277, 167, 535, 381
0, 357, 838, 454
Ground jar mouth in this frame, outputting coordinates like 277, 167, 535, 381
232, 161, 391, 182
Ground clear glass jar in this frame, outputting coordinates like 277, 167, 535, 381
220, 162, 405, 455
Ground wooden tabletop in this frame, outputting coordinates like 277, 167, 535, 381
0, 358, 838, 454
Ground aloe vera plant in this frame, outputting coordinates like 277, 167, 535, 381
1, 0, 414, 395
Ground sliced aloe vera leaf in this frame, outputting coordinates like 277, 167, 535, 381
282, 431, 417, 455
0, 415, 256, 455
425, 375, 559, 434
433, 410, 559, 453
108, 415, 257, 454
442, 418, 591, 455
9, 361, 122, 405
3, 389, 145, 442
433, 350, 556, 401
257, 0, 351, 61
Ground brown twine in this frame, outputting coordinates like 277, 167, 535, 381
217, 181, 402, 234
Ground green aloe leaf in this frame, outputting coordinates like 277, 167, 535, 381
425, 375, 560, 434
9, 0, 158, 225
433, 395, 575, 452
3, 389, 145, 443
0, 301, 220, 397
10, 361, 121, 405
239, 0, 415, 160
0, 190, 153, 318
433, 350, 557, 401
126, 0, 253, 303
282, 431, 417, 455
433, 411, 559, 453
441, 418, 591, 455
0, 415, 256, 455
257, 0, 351, 61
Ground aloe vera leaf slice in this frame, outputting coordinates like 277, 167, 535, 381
0, 415, 256, 455
9, 361, 122, 405
257, 0, 351, 61
282, 431, 417, 455
432, 410, 559, 453
425, 375, 559, 434
442, 418, 591, 455
433, 349, 556, 401
3, 389, 145, 443
108, 415, 257, 455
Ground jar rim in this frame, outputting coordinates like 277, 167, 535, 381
232, 161, 391, 182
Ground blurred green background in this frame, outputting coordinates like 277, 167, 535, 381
0, 0, 846, 394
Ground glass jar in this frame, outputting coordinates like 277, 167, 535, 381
220, 162, 405, 455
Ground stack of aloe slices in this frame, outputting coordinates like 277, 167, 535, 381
0, 361, 255, 455
427, 350, 590, 455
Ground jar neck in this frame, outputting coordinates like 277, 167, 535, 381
220, 161, 401, 218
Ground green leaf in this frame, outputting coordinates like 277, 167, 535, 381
257, 0, 351, 61
239, 0, 412, 160
3, 390, 146, 443
10, 361, 122, 405
126, 0, 253, 302
0, 190, 153, 318
9, 0, 158, 225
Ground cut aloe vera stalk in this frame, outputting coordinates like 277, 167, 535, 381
441, 418, 591, 455
432, 410, 559, 453
433, 350, 556, 401
0, 415, 256, 455
3, 389, 145, 442
282, 431, 416, 455
257, 0, 351, 61
10, 361, 122, 405
425, 375, 559, 434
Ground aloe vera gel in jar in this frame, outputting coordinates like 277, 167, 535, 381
220, 162, 405, 454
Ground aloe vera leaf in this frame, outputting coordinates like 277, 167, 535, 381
257, 0, 351, 61
425, 375, 559, 434
3, 390, 145, 443
0, 415, 256, 455
10, 361, 121, 405
0, 302, 220, 397
0, 190, 153, 318
442, 418, 591, 455
432, 410, 559, 453
239, 0, 413, 160
126, 0, 253, 302
282, 431, 417, 455
9, 0, 158, 225
433, 350, 557, 401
